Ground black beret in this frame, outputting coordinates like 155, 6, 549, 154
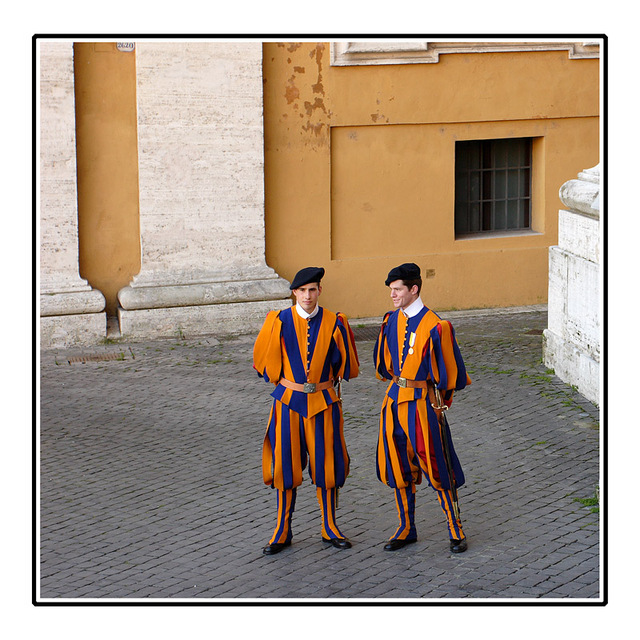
385, 263, 421, 286
290, 266, 325, 290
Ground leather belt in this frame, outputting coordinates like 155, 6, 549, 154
392, 375, 428, 389
279, 378, 334, 394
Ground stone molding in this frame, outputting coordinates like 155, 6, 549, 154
331, 41, 600, 66
41, 289, 106, 317
558, 164, 601, 219
119, 276, 290, 311
117, 299, 290, 341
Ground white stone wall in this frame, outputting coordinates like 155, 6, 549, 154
39, 40, 106, 348
118, 41, 290, 338
543, 165, 601, 405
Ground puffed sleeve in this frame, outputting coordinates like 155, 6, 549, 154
374, 312, 393, 381
428, 320, 471, 392
252, 310, 283, 384
333, 313, 360, 381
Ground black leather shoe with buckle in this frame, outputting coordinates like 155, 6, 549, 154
262, 540, 291, 555
383, 538, 417, 551
322, 537, 352, 549
449, 537, 467, 553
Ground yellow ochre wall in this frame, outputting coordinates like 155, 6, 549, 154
262, 43, 599, 318
73, 43, 141, 316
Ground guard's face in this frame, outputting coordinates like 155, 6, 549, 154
293, 283, 321, 313
389, 279, 419, 310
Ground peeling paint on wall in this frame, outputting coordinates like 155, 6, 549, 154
304, 97, 326, 116
285, 76, 299, 104
302, 122, 325, 136
277, 43, 331, 145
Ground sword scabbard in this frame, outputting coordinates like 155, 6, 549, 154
431, 383, 461, 518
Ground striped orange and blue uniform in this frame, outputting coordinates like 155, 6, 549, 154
374, 306, 470, 542
254, 306, 359, 543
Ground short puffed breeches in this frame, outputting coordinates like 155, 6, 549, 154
377, 395, 439, 489
262, 400, 349, 491
376, 392, 465, 493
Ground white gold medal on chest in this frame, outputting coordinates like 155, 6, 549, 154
408, 332, 416, 354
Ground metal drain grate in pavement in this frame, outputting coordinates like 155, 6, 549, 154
67, 353, 124, 364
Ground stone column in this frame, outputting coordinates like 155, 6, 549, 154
117, 42, 290, 339
39, 41, 106, 348
543, 165, 600, 405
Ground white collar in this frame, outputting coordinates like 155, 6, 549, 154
295, 303, 319, 320
401, 297, 424, 319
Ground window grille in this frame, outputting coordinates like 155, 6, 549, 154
455, 138, 532, 236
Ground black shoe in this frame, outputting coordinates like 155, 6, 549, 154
449, 537, 467, 553
322, 536, 352, 549
262, 540, 291, 555
383, 538, 417, 551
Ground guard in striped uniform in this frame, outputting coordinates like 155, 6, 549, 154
253, 267, 360, 555
374, 263, 471, 553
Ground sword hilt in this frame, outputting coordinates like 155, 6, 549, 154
431, 386, 448, 411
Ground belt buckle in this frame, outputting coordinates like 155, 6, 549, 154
397, 377, 407, 388
303, 382, 316, 393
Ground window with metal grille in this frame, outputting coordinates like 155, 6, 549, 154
455, 138, 532, 236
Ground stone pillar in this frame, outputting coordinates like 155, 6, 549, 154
117, 42, 290, 339
543, 165, 600, 405
39, 41, 106, 348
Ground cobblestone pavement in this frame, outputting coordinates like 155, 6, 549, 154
38, 305, 602, 602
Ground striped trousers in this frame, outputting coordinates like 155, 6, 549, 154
268, 486, 346, 545
390, 483, 465, 542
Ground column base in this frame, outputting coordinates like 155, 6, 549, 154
118, 275, 290, 310
118, 299, 291, 340
40, 287, 107, 348
543, 328, 600, 407
40, 313, 107, 349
